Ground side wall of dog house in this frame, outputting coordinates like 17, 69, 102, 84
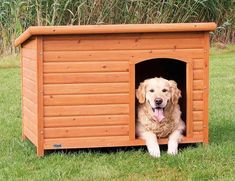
22, 36, 44, 155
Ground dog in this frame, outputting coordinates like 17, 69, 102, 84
136, 77, 185, 157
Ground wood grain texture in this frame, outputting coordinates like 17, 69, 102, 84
44, 94, 129, 106
44, 115, 129, 127
44, 125, 129, 138
44, 104, 129, 116
44, 83, 129, 95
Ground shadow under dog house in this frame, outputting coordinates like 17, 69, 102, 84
15, 23, 216, 156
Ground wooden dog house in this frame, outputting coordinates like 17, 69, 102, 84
15, 23, 216, 156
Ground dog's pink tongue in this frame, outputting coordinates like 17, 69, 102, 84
154, 108, 165, 122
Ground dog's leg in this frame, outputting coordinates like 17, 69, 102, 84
167, 129, 182, 155
141, 131, 160, 157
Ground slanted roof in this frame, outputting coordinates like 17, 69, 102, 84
15, 23, 216, 47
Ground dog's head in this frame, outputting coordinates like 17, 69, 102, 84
136, 77, 181, 121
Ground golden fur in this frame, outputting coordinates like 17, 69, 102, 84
136, 77, 185, 157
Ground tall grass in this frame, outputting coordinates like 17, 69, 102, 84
0, 0, 235, 55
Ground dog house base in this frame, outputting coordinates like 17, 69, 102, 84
15, 23, 216, 156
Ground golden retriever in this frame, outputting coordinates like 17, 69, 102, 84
136, 77, 185, 157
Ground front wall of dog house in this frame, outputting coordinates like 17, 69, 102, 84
38, 32, 208, 149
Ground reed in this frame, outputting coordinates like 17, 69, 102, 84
0, 0, 234, 55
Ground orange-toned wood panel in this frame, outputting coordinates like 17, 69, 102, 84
44, 94, 129, 106
44, 104, 129, 116
193, 111, 204, 121
23, 67, 37, 82
43, 61, 129, 73
44, 37, 204, 51
22, 48, 37, 60
193, 101, 204, 111
193, 59, 204, 69
23, 78, 37, 92
44, 72, 129, 84
44, 83, 129, 95
22, 38, 37, 49
23, 87, 37, 103
24, 114, 37, 134
24, 127, 38, 145
193, 80, 204, 90
22, 57, 37, 71
44, 115, 129, 127
193, 121, 203, 132
193, 69, 204, 80
44, 136, 130, 149
23, 97, 37, 114
193, 90, 203, 100
44, 49, 205, 62
44, 125, 129, 138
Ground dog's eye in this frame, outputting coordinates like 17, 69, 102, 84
162, 89, 168, 92
149, 89, 154, 93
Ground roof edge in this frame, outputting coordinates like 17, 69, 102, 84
15, 23, 217, 47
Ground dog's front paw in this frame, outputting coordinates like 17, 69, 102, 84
148, 145, 161, 158
167, 144, 178, 155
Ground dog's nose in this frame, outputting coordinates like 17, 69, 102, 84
155, 98, 163, 105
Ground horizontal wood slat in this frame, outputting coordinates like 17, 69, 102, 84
44, 94, 129, 106
44, 135, 130, 149
193, 101, 203, 111
23, 67, 36, 82
44, 83, 129, 95
24, 127, 37, 145
193, 121, 203, 131
193, 111, 204, 121
193, 80, 204, 90
24, 114, 37, 134
44, 49, 205, 62
193, 90, 203, 100
22, 57, 37, 71
44, 104, 129, 116
193, 70, 204, 80
44, 38, 204, 51
44, 115, 129, 127
193, 59, 204, 69
23, 78, 37, 93
22, 48, 37, 60
23, 87, 37, 104
22, 38, 37, 49
44, 72, 129, 84
23, 97, 37, 114
44, 125, 129, 138
43, 61, 129, 73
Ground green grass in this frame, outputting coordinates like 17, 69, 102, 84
0, 47, 235, 180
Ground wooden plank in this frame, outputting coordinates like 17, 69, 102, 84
22, 37, 37, 49
23, 97, 37, 114
193, 111, 204, 121
44, 83, 129, 95
193, 90, 203, 100
44, 135, 130, 149
44, 125, 129, 138
43, 61, 129, 73
24, 127, 37, 145
23, 78, 37, 93
193, 121, 203, 132
193, 101, 203, 111
193, 80, 204, 90
44, 104, 129, 116
44, 38, 204, 51
24, 114, 37, 134
44, 115, 129, 127
193, 69, 204, 80
44, 93, 129, 106
22, 48, 37, 60
129, 62, 135, 140
36, 36, 44, 156
45, 32, 203, 41
193, 59, 204, 69
23, 87, 37, 103
44, 49, 205, 62
23, 67, 36, 82
22, 57, 37, 71
44, 72, 129, 84
23, 106, 37, 123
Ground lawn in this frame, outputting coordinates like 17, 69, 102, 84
0, 46, 235, 180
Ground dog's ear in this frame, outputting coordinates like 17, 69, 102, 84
169, 80, 181, 104
136, 82, 146, 104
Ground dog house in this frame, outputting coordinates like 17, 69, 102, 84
15, 23, 216, 156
